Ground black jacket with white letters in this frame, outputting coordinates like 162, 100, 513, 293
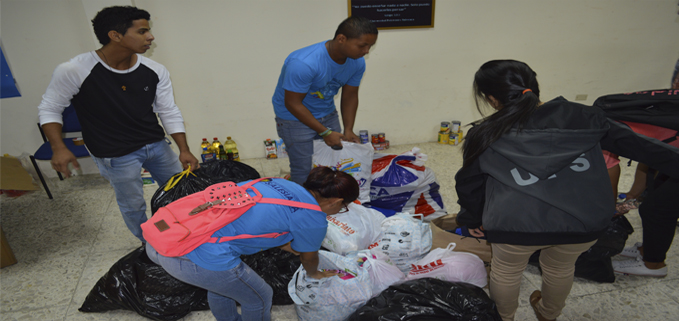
455, 97, 679, 245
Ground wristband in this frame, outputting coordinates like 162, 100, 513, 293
319, 128, 332, 137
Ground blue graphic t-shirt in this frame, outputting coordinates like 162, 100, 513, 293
272, 41, 366, 120
185, 178, 328, 271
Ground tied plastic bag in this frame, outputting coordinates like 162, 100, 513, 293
241, 248, 301, 305
79, 246, 208, 320
322, 203, 386, 255
363, 251, 405, 296
151, 160, 261, 214
348, 278, 502, 321
288, 250, 374, 321
367, 148, 447, 221
150, 167, 212, 214
405, 243, 487, 288
372, 213, 432, 273
312, 140, 374, 204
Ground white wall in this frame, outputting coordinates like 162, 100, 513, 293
2, 0, 678, 175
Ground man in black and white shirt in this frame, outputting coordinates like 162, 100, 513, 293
38, 6, 199, 242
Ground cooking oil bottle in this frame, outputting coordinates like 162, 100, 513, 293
211, 137, 223, 159
200, 138, 210, 151
223, 136, 240, 161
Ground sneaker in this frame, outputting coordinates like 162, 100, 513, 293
613, 257, 667, 277
618, 242, 642, 258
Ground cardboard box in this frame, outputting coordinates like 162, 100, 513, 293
0, 156, 38, 191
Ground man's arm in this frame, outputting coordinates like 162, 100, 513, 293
41, 123, 79, 178
340, 85, 360, 143
284, 90, 344, 147
169, 132, 200, 171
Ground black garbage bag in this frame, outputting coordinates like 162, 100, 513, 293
150, 159, 261, 214
150, 171, 213, 214
195, 159, 260, 184
529, 215, 634, 283
241, 248, 302, 305
349, 278, 502, 321
79, 246, 209, 321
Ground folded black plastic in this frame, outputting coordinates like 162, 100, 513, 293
78, 246, 209, 321
529, 215, 634, 283
349, 278, 502, 321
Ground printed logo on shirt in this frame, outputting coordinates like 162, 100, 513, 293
309, 79, 342, 100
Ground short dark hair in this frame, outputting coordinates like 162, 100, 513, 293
303, 166, 359, 205
91, 6, 151, 45
334, 16, 378, 40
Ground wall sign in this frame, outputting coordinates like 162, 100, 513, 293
348, 0, 435, 30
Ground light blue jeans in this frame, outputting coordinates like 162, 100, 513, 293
92, 139, 182, 242
146, 243, 273, 321
276, 110, 341, 185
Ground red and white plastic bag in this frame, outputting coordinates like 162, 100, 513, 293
405, 243, 487, 288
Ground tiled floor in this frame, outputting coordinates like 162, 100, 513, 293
1, 142, 678, 320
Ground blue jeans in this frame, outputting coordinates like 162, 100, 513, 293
146, 243, 273, 321
92, 139, 182, 242
276, 110, 341, 185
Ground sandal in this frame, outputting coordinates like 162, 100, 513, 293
530, 290, 556, 321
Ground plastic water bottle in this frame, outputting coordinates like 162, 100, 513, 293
223, 136, 240, 161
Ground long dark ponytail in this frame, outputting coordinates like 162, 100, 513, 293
462, 60, 541, 167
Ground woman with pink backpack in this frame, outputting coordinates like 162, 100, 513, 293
145, 166, 358, 321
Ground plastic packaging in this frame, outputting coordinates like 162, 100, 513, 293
201, 146, 216, 162
322, 203, 386, 255
371, 213, 432, 273
193, 159, 260, 185
211, 137, 222, 159
79, 246, 209, 320
405, 243, 487, 288
264, 139, 277, 159
312, 140, 374, 204
348, 278, 502, 321
200, 138, 210, 150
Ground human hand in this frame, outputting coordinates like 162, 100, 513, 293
50, 148, 79, 178
468, 226, 486, 238
307, 269, 339, 279
323, 131, 345, 148
343, 131, 360, 143
179, 151, 200, 171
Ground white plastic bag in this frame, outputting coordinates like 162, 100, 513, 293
405, 243, 488, 288
371, 213, 432, 273
322, 203, 386, 255
363, 251, 405, 296
368, 148, 447, 221
312, 140, 374, 204
288, 250, 373, 321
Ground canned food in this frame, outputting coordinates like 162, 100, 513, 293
448, 132, 457, 145
372, 142, 388, 151
451, 120, 461, 132
438, 131, 449, 144
385, 140, 390, 149
371, 134, 380, 144
359, 130, 369, 144
440, 121, 451, 133
378, 133, 386, 143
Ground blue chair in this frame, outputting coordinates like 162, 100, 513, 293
30, 105, 89, 199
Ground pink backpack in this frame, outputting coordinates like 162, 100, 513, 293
141, 178, 322, 257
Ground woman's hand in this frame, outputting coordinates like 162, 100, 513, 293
468, 226, 486, 238
307, 269, 339, 279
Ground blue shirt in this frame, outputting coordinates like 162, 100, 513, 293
272, 41, 366, 120
185, 178, 328, 271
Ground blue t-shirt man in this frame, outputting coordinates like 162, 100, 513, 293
271, 16, 378, 185
186, 178, 328, 271
272, 41, 366, 120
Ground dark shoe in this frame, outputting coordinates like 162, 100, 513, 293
530, 290, 556, 321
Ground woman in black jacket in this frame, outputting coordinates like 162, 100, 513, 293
455, 60, 679, 321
